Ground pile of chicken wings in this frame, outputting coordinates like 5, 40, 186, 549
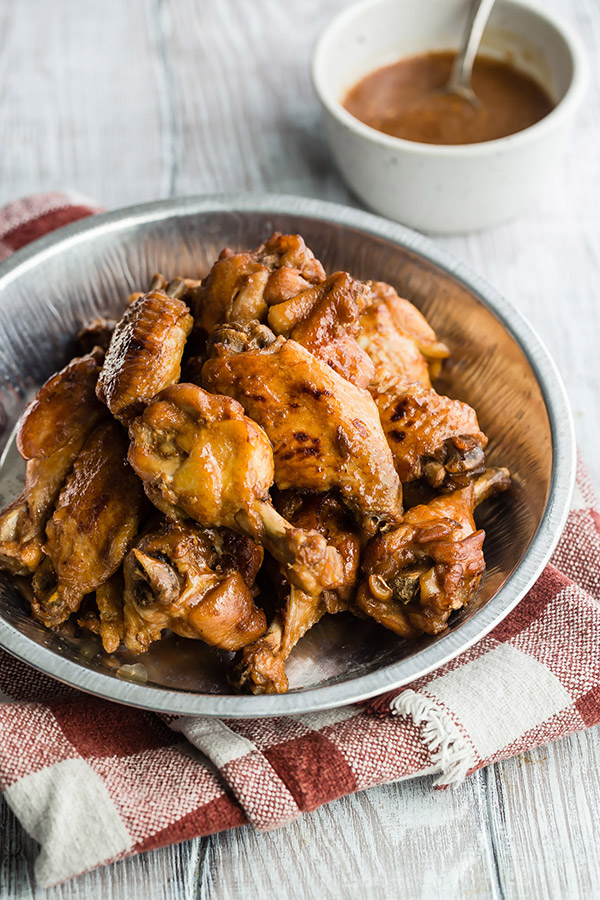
0, 233, 511, 694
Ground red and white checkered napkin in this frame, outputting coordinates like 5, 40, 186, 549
0, 194, 599, 887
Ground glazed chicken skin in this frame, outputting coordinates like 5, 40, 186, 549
0, 230, 513, 698
264, 274, 485, 490
121, 518, 266, 654
376, 388, 487, 488
267, 272, 375, 389
0, 351, 107, 576
128, 382, 343, 596
190, 232, 326, 342
233, 492, 362, 694
97, 285, 194, 425
31, 419, 145, 628
357, 467, 511, 638
202, 323, 403, 535
357, 282, 487, 489
357, 281, 450, 390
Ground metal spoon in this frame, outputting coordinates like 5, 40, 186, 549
443, 0, 497, 107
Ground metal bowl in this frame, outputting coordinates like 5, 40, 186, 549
0, 194, 575, 717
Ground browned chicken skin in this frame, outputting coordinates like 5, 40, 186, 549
377, 388, 487, 487
233, 492, 361, 694
122, 518, 266, 654
127, 382, 343, 596
97, 287, 194, 424
31, 419, 145, 628
357, 282, 487, 489
357, 467, 511, 638
202, 323, 403, 535
262, 274, 483, 490
267, 272, 375, 388
0, 351, 106, 576
0, 233, 512, 696
190, 232, 326, 342
360, 281, 450, 387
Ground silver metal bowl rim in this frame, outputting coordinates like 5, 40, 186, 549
0, 193, 576, 717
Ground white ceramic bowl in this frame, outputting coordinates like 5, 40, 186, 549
312, 0, 588, 233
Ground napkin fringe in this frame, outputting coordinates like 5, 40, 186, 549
390, 689, 476, 785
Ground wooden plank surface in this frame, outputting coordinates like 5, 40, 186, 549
0, 0, 599, 897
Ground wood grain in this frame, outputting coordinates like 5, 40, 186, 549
0, 0, 599, 896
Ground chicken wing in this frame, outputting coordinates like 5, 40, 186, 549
377, 386, 487, 487
267, 272, 374, 388
190, 232, 326, 341
31, 419, 145, 627
97, 285, 194, 424
0, 351, 106, 576
122, 518, 266, 653
356, 282, 486, 489
359, 281, 450, 387
263, 274, 482, 489
77, 317, 117, 354
78, 572, 125, 654
233, 492, 361, 694
356, 467, 511, 638
202, 323, 403, 534
127, 382, 343, 596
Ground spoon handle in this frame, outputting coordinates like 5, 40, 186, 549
448, 0, 496, 92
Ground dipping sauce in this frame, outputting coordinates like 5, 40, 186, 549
343, 51, 555, 145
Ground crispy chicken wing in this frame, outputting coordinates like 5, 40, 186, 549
97, 286, 193, 424
233, 492, 361, 694
128, 382, 343, 596
190, 232, 326, 341
202, 323, 403, 534
357, 467, 511, 638
267, 272, 374, 388
0, 351, 106, 576
122, 518, 266, 653
31, 419, 145, 627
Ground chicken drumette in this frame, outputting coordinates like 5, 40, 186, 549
31, 419, 145, 628
266, 271, 374, 388
78, 572, 125, 654
376, 387, 487, 488
190, 232, 326, 343
121, 518, 266, 654
357, 467, 511, 638
357, 281, 450, 390
97, 282, 194, 424
265, 275, 486, 490
202, 323, 403, 534
128, 382, 343, 596
233, 492, 361, 694
0, 351, 107, 576
358, 282, 487, 489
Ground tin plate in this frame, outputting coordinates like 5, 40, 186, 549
0, 194, 575, 716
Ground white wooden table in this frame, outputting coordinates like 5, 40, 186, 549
1, 0, 599, 896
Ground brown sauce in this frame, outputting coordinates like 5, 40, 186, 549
343, 51, 555, 145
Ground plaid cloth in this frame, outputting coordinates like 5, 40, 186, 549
0, 193, 598, 888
